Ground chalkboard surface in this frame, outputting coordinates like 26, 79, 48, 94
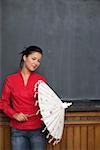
1, 0, 100, 103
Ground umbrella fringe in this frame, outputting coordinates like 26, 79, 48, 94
35, 100, 38, 106
53, 139, 60, 145
42, 126, 47, 132
34, 92, 38, 98
46, 133, 50, 139
36, 109, 40, 115
48, 137, 54, 143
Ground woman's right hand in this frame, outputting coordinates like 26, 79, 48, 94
13, 112, 28, 122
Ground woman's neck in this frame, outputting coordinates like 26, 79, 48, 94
21, 66, 31, 77
21, 67, 32, 86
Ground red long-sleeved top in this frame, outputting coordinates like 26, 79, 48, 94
1, 70, 46, 130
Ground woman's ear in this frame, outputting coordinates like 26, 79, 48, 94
23, 55, 26, 61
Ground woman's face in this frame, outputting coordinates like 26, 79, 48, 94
23, 51, 42, 72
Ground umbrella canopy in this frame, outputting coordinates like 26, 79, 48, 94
34, 81, 72, 145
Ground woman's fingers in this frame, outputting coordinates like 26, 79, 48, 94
25, 114, 35, 117
19, 113, 28, 121
13, 113, 35, 121
13, 113, 28, 121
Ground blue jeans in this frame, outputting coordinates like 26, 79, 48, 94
11, 128, 46, 150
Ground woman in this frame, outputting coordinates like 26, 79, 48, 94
1, 46, 46, 150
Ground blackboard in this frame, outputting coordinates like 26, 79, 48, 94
1, 0, 100, 106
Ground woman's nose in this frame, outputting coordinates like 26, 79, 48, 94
34, 60, 39, 65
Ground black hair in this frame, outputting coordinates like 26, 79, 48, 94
20, 45, 43, 68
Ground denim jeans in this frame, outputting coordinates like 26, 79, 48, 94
11, 127, 46, 150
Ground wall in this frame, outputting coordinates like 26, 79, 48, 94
1, 0, 100, 103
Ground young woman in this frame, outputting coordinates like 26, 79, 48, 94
1, 46, 46, 150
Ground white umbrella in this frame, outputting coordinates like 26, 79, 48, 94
34, 81, 72, 145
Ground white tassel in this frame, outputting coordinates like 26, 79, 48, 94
53, 139, 60, 145
56, 139, 60, 144
34, 80, 43, 92
40, 118, 43, 121
36, 109, 40, 115
35, 100, 38, 106
42, 126, 47, 132
46, 133, 50, 139
53, 140, 57, 146
34, 82, 39, 92
34, 92, 38, 98
38, 80, 43, 84
48, 137, 54, 143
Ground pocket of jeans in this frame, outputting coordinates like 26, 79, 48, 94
11, 127, 20, 136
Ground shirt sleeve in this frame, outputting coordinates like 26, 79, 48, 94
41, 76, 46, 83
1, 78, 17, 118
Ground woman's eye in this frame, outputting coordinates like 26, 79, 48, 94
32, 58, 36, 60
32, 58, 41, 63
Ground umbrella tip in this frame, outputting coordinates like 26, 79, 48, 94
62, 102, 72, 109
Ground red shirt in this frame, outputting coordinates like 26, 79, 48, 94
1, 70, 46, 130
